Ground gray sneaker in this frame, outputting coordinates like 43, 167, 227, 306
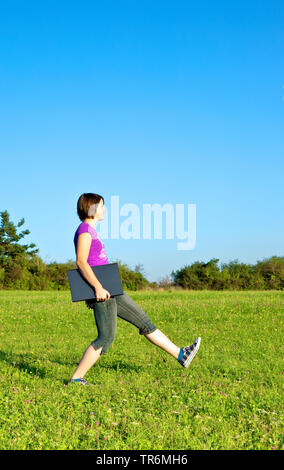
178, 337, 201, 368
68, 378, 94, 386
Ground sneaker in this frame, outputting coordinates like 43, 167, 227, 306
178, 337, 201, 368
68, 377, 93, 386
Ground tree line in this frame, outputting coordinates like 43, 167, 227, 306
0, 210, 283, 291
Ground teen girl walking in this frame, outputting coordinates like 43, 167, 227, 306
68, 193, 201, 385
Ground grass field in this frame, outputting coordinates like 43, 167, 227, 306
0, 289, 283, 450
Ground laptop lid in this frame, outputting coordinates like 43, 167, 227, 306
67, 262, 124, 302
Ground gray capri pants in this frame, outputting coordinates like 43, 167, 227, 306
85, 292, 157, 355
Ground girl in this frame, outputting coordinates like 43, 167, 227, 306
68, 193, 201, 385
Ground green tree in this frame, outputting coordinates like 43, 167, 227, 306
220, 259, 255, 290
171, 258, 222, 290
255, 256, 284, 290
0, 210, 39, 265
117, 260, 149, 290
0, 210, 39, 287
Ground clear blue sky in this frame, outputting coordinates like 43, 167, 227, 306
0, 0, 283, 282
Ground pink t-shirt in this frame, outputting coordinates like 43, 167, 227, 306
74, 222, 109, 266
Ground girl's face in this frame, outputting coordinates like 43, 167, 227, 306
86, 198, 106, 221
95, 199, 106, 221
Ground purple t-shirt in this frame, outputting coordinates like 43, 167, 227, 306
74, 222, 109, 266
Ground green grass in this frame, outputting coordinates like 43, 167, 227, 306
0, 289, 283, 450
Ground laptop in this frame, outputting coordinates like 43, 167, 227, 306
67, 262, 124, 302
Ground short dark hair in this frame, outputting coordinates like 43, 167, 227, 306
76, 193, 104, 221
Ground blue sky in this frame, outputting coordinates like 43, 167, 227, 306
0, 0, 283, 282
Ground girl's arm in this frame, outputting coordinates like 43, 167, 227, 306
76, 233, 102, 289
76, 232, 110, 301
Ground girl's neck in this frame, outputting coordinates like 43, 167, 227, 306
83, 218, 98, 229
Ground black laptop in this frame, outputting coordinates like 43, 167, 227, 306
67, 262, 124, 302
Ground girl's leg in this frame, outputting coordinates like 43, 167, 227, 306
71, 298, 117, 379
115, 293, 180, 359
144, 329, 180, 359
71, 344, 103, 380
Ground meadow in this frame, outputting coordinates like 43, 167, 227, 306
0, 289, 283, 450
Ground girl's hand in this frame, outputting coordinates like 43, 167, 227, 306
95, 285, 111, 302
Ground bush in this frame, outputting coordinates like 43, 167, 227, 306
171, 256, 284, 290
